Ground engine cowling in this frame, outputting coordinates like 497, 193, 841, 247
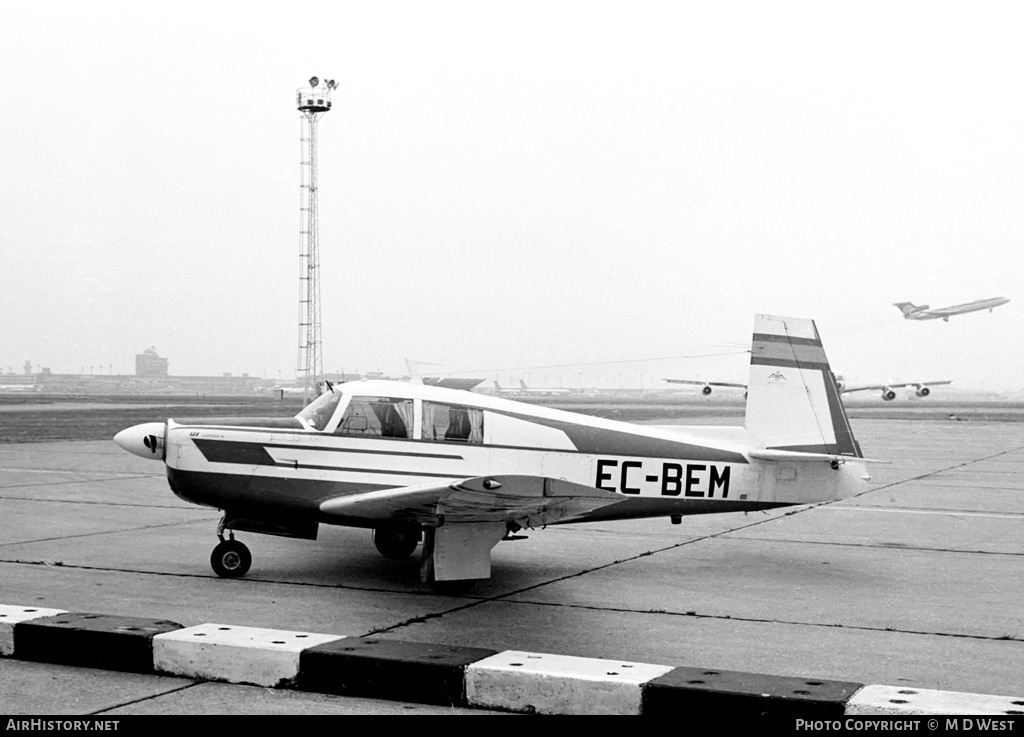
701, 385, 713, 396
915, 385, 930, 397
881, 388, 897, 401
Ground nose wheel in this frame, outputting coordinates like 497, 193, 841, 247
211, 536, 252, 578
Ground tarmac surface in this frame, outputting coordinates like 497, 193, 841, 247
1, 403, 1022, 715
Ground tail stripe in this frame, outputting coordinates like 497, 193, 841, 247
752, 332, 822, 347
751, 332, 829, 369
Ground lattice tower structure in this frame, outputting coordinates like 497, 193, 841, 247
296, 78, 334, 399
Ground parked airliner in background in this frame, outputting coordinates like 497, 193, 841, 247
114, 314, 877, 593
665, 375, 952, 402
663, 379, 747, 398
894, 297, 1009, 322
518, 380, 573, 396
493, 380, 573, 397
835, 376, 953, 401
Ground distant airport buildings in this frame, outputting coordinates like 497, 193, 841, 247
135, 348, 169, 378
1, 348, 268, 395
1, 348, 411, 396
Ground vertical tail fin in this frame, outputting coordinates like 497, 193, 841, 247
744, 314, 862, 457
893, 302, 925, 317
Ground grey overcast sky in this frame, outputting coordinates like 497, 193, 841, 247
2, 1, 1022, 391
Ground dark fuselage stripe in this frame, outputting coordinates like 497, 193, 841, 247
489, 411, 748, 463
190, 437, 464, 461
191, 438, 467, 473
256, 442, 464, 460
185, 428, 746, 464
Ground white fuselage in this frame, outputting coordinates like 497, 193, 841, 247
151, 380, 866, 529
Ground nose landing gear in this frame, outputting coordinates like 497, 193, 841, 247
211, 520, 252, 578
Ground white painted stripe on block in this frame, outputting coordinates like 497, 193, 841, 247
0, 605, 67, 657
465, 650, 674, 715
846, 684, 1024, 715
153, 623, 344, 687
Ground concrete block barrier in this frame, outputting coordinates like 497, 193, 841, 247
642, 665, 863, 718
846, 684, 1024, 716
299, 636, 498, 707
465, 650, 675, 715
12, 611, 183, 674
153, 623, 344, 688
0, 604, 66, 657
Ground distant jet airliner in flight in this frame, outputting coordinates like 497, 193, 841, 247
893, 297, 1009, 322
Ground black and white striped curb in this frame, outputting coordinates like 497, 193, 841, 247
2, 605, 1021, 716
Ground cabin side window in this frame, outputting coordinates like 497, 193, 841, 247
335, 397, 413, 439
422, 402, 483, 443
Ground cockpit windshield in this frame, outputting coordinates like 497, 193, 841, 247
297, 391, 343, 431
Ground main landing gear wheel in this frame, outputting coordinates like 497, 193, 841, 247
373, 525, 422, 559
211, 539, 252, 578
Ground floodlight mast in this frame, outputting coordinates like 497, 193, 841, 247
296, 77, 334, 400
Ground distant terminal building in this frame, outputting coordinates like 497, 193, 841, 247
136, 348, 169, 378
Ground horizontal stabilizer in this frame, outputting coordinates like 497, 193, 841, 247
748, 449, 888, 464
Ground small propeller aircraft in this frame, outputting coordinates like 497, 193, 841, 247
114, 314, 875, 593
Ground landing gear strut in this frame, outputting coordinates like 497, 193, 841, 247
211, 521, 251, 578
418, 524, 505, 595
420, 529, 477, 595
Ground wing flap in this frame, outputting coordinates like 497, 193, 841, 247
318, 475, 623, 527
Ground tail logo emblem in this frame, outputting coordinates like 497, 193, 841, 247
767, 372, 787, 384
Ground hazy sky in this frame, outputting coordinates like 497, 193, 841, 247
3, 2, 1023, 391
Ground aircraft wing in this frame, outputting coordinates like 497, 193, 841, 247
839, 383, 888, 394
318, 475, 624, 528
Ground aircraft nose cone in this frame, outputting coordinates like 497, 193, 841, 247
113, 422, 166, 460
